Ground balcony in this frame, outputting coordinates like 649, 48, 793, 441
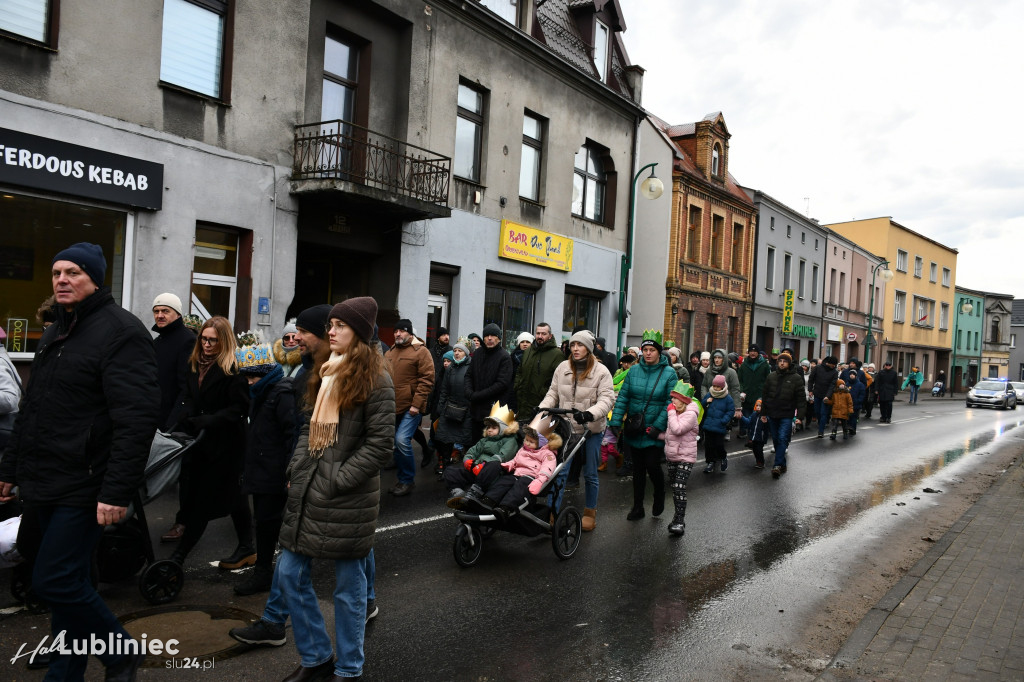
291, 121, 451, 220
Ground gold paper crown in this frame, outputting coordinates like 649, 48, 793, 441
234, 343, 275, 370
484, 401, 515, 427
525, 411, 556, 440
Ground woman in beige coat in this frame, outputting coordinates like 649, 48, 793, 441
538, 330, 615, 530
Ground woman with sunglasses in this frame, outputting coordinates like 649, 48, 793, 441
170, 316, 252, 569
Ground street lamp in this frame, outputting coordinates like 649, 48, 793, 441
864, 260, 894, 365
950, 297, 974, 396
617, 162, 664, 352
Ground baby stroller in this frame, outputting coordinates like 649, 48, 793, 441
451, 408, 587, 567
932, 381, 944, 397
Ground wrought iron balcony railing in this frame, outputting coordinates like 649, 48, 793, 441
293, 120, 451, 207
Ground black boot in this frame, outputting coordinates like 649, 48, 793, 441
218, 544, 257, 570
234, 565, 274, 596
668, 515, 686, 536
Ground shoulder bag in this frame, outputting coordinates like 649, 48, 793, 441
623, 366, 667, 437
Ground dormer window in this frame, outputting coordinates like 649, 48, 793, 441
593, 20, 609, 82
711, 144, 721, 177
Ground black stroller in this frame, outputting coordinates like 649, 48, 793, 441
451, 408, 587, 567
10, 430, 201, 608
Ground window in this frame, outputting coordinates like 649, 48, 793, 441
811, 264, 819, 302
914, 256, 923, 278
317, 34, 362, 172
0, 191, 129, 358
839, 272, 846, 304
815, 238, 819, 250
940, 302, 949, 330
942, 267, 951, 286
798, 259, 806, 298
727, 317, 738, 353
770, 216, 775, 230
454, 82, 485, 182
855, 278, 862, 311
896, 249, 908, 272
484, 281, 535, 349
894, 290, 906, 322
160, 0, 231, 99
705, 314, 717, 350
731, 223, 744, 274
519, 112, 544, 201
801, 231, 806, 244
765, 247, 775, 290
572, 143, 607, 223
480, 0, 518, 24
786, 224, 791, 238
710, 215, 724, 268
711, 144, 721, 176
783, 253, 792, 290
956, 329, 962, 351
593, 20, 609, 81
829, 268, 836, 303
1011, 333, 1016, 349
686, 206, 701, 261
930, 262, 937, 283
911, 296, 935, 328
191, 225, 241, 324
975, 331, 979, 351
0, 0, 57, 45
563, 290, 601, 335
991, 316, 1001, 343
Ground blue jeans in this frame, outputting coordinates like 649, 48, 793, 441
271, 548, 368, 677
34, 505, 131, 680
767, 417, 794, 468
393, 410, 422, 484
264, 548, 376, 621
909, 384, 919, 403
814, 397, 830, 435
551, 430, 600, 510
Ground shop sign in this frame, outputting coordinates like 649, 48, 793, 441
782, 289, 795, 333
790, 325, 817, 338
499, 219, 573, 272
5, 319, 28, 353
0, 127, 163, 209
827, 324, 843, 342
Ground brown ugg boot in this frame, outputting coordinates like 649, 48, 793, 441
582, 508, 596, 532
597, 461, 608, 472
615, 452, 624, 468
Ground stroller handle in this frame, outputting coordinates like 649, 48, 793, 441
537, 407, 582, 417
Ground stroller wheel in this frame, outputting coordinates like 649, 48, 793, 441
453, 524, 483, 568
139, 559, 185, 605
551, 507, 582, 560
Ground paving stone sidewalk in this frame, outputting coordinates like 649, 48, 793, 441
820, 457, 1024, 681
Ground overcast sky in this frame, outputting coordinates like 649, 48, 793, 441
618, 0, 1023, 298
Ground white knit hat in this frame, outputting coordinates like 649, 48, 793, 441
152, 293, 183, 316
700, 351, 711, 361
516, 331, 535, 345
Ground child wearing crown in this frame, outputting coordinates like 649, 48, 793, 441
443, 402, 519, 507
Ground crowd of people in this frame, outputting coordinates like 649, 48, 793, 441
0, 240, 927, 681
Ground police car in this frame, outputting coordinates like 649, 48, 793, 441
965, 378, 1018, 410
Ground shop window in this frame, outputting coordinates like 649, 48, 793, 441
190, 224, 246, 326
484, 280, 535, 349
563, 290, 601, 335
160, 0, 232, 100
0, 0, 58, 46
0, 191, 129, 357
454, 81, 486, 182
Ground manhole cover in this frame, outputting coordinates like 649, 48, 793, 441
119, 604, 259, 667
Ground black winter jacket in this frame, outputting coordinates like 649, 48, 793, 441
153, 317, 195, 431
241, 376, 296, 494
874, 368, 900, 402
467, 344, 513, 420
0, 288, 159, 508
436, 361, 473, 446
808, 364, 838, 400
761, 365, 807, 419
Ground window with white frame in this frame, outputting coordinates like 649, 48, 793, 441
572, 143, 607, 223
940, 302, 949, 330
783, 253, 792, 290
911, 296, 935, 327
160, 0, 231, 99
930, 262, 937, 282
1011, 333, 1016, 349
711, 144, 721, 176
914, 256, 923, 278
519, 112, 544, 201
798, 259, 806, 298
593, 20, 609, 81
896, 249, 908, 272
942, 267, 951, 287
454, 81, 485, 182
0, 0, 55, 44
765, 246, 775, 290
894, 290, 906, 322
480, 0, 518, 25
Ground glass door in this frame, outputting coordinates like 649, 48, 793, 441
427, 294, 447, 347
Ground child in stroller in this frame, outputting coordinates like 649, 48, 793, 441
456, 424, 561, 521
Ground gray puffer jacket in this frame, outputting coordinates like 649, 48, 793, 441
279, 372, 396, 560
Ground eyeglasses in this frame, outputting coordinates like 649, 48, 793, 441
326, 321, 349, 332
200, 337, 219, 345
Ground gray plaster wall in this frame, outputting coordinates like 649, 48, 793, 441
1, 89, 297, 336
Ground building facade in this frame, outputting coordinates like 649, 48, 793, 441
1010, 300, 1024, 382
821, 231, 888, 366
827, 217, 957, 386
980, 292, 1014, 379
657, 113, 756, 356
744, 189, 831, 362
950, 288, 984, 392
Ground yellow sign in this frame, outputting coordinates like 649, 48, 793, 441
782, 289, 795, 334
498, 220, 573, 272
6, 318, 27, 353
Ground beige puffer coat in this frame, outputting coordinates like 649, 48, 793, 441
538, 359, 616, 434
279, 373, 395, 560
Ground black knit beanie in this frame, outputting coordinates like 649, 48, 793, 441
52, 242, 106, 286
295, 304, 333, 338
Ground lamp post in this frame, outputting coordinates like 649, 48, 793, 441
949, 297, 974, 396
617, 162, 664, 352
864, 260, 894, 365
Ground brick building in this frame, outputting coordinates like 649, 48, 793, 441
656, 113, 756, 355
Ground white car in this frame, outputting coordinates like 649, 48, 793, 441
1012, 382, 1024, 403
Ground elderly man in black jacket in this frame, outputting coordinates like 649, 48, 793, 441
0, 242, 159, 681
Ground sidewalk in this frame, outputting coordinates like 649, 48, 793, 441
819, 455, 1024, 681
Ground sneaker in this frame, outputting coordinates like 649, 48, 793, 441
389, 482, 414, 497
229, 619, 286, 647
667, 518, 685, 536
829, 434, 837, 440
462, 484, 484, 505
446, 488, 466, 509
817, 433, 825, 439
703, 463, 714, 474
365, 599, 378, 624
218, 545, 257, 570
753, 462, 765, 470
720, 457, 728, 472
724, 432, 731, 442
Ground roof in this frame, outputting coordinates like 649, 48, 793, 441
652, 116, 753, 207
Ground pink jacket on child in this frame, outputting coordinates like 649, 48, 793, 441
660, 400, 701, 463
501, 434, 561, 495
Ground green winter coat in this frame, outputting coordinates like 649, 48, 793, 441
737, 355, 770, 410
462, 423, 520, 464
610, 355, 676, 449
514, 338, 564, 417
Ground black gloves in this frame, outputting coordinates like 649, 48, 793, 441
573, 411, 594, 425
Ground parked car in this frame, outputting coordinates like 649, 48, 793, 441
1011, 382, 1024, 403
965, 380, 1018, 410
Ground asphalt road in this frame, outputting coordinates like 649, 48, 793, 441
1, 396, 1021, 681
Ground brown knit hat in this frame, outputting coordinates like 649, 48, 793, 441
330, 296, 377, 342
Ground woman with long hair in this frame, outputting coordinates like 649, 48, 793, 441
170, 316, 251, 568
231, 297, 395, 680
537, 330, 615, 531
